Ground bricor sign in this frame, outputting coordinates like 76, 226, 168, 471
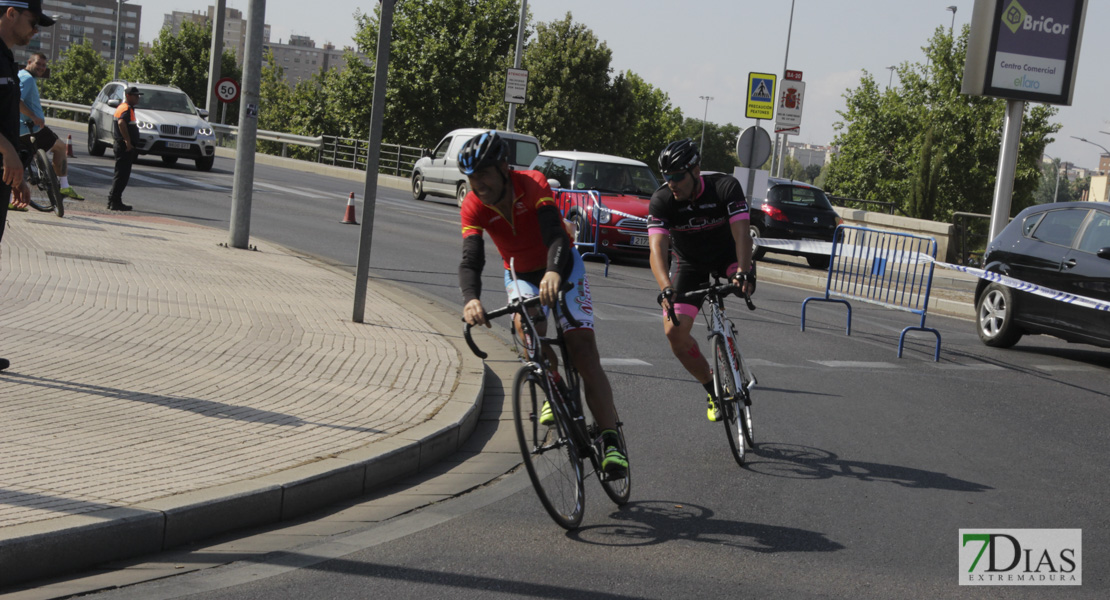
962, 0, 1088, 105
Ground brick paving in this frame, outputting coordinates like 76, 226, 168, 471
0, 210, 460, 529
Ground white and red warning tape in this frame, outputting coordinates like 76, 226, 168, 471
752, 238, 1110, 312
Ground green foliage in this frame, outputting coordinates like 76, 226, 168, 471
120, 21, 242, 117
672, 117, 741, 174
475, 13, 682, 167
779, 155, 808, 182
907, 125, 942, 220
38, 40, 111, 105
803, 163, 823, 183
824, 26, 1060, 221
356, 0, 520, 148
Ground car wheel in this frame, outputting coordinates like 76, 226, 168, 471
161, 156, 179, 166
87, 122, 106, 157
571, 212, 591, 244
976, 283, 1023, 348
456, 182, 469, 207
195, 155, 215, 172
749, 223, 766, 260
412, 172, 427, 200
805, 254, 830, 269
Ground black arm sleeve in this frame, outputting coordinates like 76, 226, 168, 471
537, 204, 573, 279
459, 235, 485, 303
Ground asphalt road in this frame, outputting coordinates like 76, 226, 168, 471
42, 130, 1110, 599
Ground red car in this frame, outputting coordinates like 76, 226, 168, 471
528, 151, 660, 258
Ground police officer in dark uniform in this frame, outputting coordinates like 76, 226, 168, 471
0, 0, 55, 371
107, 85, 142, 211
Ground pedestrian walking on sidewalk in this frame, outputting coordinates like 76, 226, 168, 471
0, 0, 55, 372
107, 85, 141, 211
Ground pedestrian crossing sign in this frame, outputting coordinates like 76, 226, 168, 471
746, 72, 777, 120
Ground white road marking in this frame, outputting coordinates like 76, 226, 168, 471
810, 361, 899, 368
600, 358, 652, 367
935, 364, 1005, 370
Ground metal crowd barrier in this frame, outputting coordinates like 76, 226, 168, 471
552, 188, 609, 276
801, 225, 942, 361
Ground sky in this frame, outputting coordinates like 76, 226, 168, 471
127, 0, 1110, 171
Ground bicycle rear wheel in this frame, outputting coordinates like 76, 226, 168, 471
597, 424, 631, 506
714, 335, 747, 466
512, 365, 585, 529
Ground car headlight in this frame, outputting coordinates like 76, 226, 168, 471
137, 121, 156, 130
198, 127, 214, 137
595, 208, 612, 224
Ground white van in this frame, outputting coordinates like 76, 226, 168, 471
411, 128, 541, 205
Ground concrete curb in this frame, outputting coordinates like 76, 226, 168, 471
0, 248, 487, 589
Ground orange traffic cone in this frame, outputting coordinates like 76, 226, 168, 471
341, 192, 358, 224
66, 135, 75, 158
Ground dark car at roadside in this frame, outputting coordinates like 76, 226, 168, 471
974, 202, 1110, 350
749, 177, 843, 269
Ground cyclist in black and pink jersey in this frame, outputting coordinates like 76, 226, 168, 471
457, 131, 627, 476
647, 139, 754, 422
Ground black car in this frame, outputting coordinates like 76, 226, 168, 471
749, 177, 842, 269
975, 202, 1110, 349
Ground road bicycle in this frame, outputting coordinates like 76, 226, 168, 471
667, 277, 757, 466
465, 285, 630, 529
20, 134, 64, 218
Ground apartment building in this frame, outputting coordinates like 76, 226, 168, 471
18, 0, 141, 66
264, 35, 361, 86
163, 6, 270, 65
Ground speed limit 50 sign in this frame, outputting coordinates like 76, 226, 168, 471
215, 77, 240, 103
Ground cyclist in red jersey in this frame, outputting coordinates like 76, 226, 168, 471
457, 131, 627, 476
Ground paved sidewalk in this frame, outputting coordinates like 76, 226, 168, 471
0, 209, 486, 587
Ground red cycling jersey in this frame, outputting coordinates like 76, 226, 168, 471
460, 170, 559, 273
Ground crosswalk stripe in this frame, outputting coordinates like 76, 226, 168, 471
811, 361, 899, 368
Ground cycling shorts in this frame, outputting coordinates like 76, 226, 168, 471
668, 255, 739, 320
19, 125, 59, 154
504, 248, 594, 332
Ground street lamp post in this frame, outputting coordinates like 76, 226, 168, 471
887, 65, 896, 89
773, 0, 798, 177
1072, 136, 1110, 188
947, 5, 957, 35
113, 0, 127, 79
698, 95, 713, 153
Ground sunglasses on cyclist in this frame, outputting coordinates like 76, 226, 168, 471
662, 170, 689, 183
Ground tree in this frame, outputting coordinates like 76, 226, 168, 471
907, 125, 942, 220
120, 20, 241, 116
672, 117, 740, 173
355, 0, 520, 148
38, 40, 111, 105
500, 14, 617, 153
823, 26, 1060, 221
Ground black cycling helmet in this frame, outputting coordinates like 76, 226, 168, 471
658, 138, 701, 173
458, 131, 509, 175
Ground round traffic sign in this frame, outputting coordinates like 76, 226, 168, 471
736, 126, 772, 168
215, 77, 240, 104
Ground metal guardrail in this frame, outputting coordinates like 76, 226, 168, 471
951, 211, 992, 267
552, 188, 610, 277
39, 99, 421, 175
801, 225, 941, 361
319, 136, 424, 177
829, 195, 907, 217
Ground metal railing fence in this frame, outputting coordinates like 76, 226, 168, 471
39, 99, 421, 177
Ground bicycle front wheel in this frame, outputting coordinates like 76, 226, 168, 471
33, 149, 63, 217
714, 335, 747, 466
598, 424, 631, 506
512, 366, 585, 529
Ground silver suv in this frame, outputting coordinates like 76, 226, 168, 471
88, 81, 217, 171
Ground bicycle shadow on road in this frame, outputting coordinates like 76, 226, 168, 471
568, 500, 844, 552
745, 443, 993, 492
